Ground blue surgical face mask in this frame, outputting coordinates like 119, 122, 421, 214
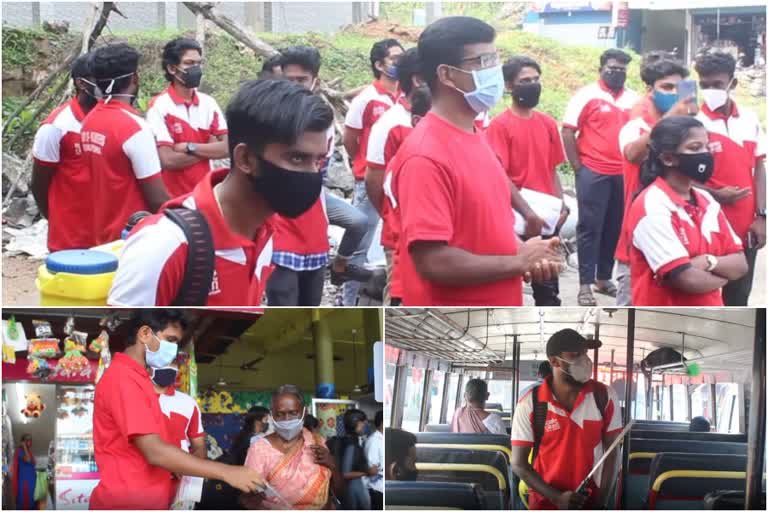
383, 65, 398, 80
145, 333, 178, 369
653, 89, 679, 114
449, 64, 504, 114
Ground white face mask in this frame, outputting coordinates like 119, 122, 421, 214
555, 355, 592, 383
269, 411, 305, 441
701, 80, 733, 111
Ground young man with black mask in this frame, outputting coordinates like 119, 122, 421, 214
81, 43, 171, 245
146, 37, 229, 197
562, 49, 638, 306
109, 80, 334, 306
511, 329, 622, 510
31, 52, 99, 253
487, 55, 569, 307
92, 310, 263, 509
391, 16, 562, 306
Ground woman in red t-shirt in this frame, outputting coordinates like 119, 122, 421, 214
626, 116, 747, 306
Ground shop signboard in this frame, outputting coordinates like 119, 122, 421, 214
2, 357, 98, 383
55, 477, 99, 510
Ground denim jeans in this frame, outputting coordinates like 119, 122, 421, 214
342, 181, 380, 306
324, 189, 368, 258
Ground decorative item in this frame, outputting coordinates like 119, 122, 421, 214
21, 392, 46, 418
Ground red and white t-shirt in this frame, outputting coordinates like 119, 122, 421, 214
158, 388, 205, 453
344, 80, 399, 180
615, 96, 660, 263
511, 378, 622, 510
32, 98, 94, 252
627, 177, 743, 306
696, 102, 766, 240
81, 100, 163, 245
563, 80, 639, 175
108, 168, 275, 306
91, 353, 174, 509
146, 86, 228, 197
474, 111, 492, 132
393, 112, 522, 306
486, 109, 565, 195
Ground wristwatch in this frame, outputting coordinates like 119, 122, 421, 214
185, 142, 198, 155
705, 254, 718, 272
756, 208, 766, 218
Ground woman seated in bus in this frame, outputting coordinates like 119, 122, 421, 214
242, 385, 344, 509
625, 116, 747, 306
450, 378, 506, 434
384, 428, 418, 481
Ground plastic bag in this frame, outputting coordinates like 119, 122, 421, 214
26, 357, 52, 379
89, 330, 109, 353
63, 316, 75, 336
33, 320, 53, 338
58, 350, 90, 376
95, 337, 111, 384
63, 331, 87, 353
28, 339, 61, 359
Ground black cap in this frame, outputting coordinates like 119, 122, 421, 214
546, 328, 589, 357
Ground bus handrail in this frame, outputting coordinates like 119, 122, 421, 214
651, 470, 746, 492
414, 463, 508, 491
629, 452, 657, 461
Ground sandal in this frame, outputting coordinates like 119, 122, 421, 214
593, 281, 618, 298
578, 287, 597, 306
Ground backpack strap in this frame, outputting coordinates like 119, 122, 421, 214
531, 384, 548, 463
164, 208, 215, 306
593, 381, 609, 420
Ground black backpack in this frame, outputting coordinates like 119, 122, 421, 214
127, 208, 214, 306
530, 381, 609, 462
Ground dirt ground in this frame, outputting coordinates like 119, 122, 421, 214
5, 252, 765, 307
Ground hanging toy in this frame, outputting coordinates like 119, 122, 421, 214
7, 316, 19, 341
89, 330, 109, 353
26, 357, 52, 380
63, 316, 75, 336
95, 336, 111, 384
21, 392, 46, 418
64, 331, 87, 353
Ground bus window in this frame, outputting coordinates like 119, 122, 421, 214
402, 367, 424, 432
384, 361, 397, 426
716, 382, 740, 433
691, 383, 713, 424
444, 373, 459, 422
671, 384, 688, 422
634, 373, 648, 420
487, 379, 512, 411
426, 370, 445, 425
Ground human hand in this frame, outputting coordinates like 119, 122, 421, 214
712, 186, 751, 205
367, 464, 381, 477
748, 216, 766, 249
309, 444, 335, 470
524, 213, 547, 239
224, 466, 265, 494
555, 491, 588, 510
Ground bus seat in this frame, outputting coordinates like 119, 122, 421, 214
425, 424, 451, 433
632, 420, 690, 431
486, 403, 504, 412
415, 463, 507, 509
416, 446, 511, 497
630, 430, 748, 443
624, 439, 747, 510
385, 481, 486, 510
415, 433, 512, 464
703, 490, 766, 510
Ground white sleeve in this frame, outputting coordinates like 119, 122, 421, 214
144, 104, 174, 145
563, 87, 590, 129
483, 413, 507, 435
632, 213, 690, 273
213, 98, 228, 132
618, 118, 648, 156
510, 393, 534, 445
344, 92, 367, 129
366, 117, 388, 166
604, 385, 623, 434
122, 126, 163, 180
32, 124, 64, 164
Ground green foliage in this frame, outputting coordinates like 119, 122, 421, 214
2, 28, 44, 66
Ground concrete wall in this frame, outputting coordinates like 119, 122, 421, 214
538, 11, 618, 49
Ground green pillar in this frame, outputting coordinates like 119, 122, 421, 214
362, 309, 381, 389
312, 309, 335, 398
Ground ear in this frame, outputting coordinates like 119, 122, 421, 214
729, 78, 738, 90
411, 115, 422, 128
233, 143, 258, 177
436, 64, 457, 90
659, 151, 679, 168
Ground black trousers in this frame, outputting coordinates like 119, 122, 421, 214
266, 265, 325, 306
370, 490, 383, 510
723, 247, 758, 306
575, 166, 624, 285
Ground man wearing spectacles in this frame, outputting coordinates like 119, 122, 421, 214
391, 16, 563, 306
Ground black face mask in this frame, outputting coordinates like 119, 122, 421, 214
602, 69, 627, 91
178, 65, 203, 89
511, 82, 542, 109
151, 367, 178, 388
248, 155, 323, 218
673, 152, 714, 183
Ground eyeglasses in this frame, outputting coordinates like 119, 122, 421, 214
461, 52, 500, 69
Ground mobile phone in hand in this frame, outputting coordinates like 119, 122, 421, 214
678, 79, 697, 104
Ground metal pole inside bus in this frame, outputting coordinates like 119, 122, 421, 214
593, 324, 600, 381
511, 335, 519, 417
619, 308, 635, 510
745, 308, 766, 510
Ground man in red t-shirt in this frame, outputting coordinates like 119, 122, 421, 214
146, 37, 229, 197
109, 80, 334, 306
91, 310, 262, 510
342, 38, 404, 305
615, 53, 695, 305
694, 51, 766, 306
31, 53, 99, 252
562, 49, 638, 306
392, 16, 562, 306
81, 43, 171, 245
487, 55, 569, 306
511, 329, 622, 510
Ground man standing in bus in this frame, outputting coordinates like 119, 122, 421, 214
510, 329, 622, 510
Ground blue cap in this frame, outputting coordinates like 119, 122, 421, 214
46, 250, 118, 275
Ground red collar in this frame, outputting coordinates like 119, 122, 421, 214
373, 79, 400, 103
97, 98, 142, 116
68, 97, 87, 122
701, 100, 739, 120
113, 352, 149, 377
539, 376, 597, 414
398, 96, 412, 112
162, 386, 176, 397
598, 78, 624, 99
167, 84, 200, 106
165, 168, 274, 250
652, 176, 709, 209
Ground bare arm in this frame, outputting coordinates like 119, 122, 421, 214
343, 126, 361, 161
190, 436, 207, 460
755, 159, 766, 211
710, 253, 749, 281
597, 431, 621, 507
158, 146, 202, 170
623, 131, 652, 164
177, 137, 229, 160
139, 179, 171, 212
31, 162, 54, 219
561, 127, 582, 172
365, 167, 385, 215
666, 267, 729, 295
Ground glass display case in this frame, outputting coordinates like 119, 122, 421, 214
55, 385, 98, 510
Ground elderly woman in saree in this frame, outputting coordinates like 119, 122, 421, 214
242, 385, 345, 509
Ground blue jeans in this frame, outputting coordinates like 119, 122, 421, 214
324, 189, 368, 258
343, 181, 380, 306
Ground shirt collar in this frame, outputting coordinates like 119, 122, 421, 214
373, 79, 400, 103
539, 376, 596, 413
652, 176, 710, 209
98, 98, 142, 116
68, 97, 87, 122
167, 84, 200, 106
701, 100, 740, 120
598, 78, 624, 99
113, 352, 149, 377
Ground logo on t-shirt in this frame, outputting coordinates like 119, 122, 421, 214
544, 417, 561, 433
173, 122, 183, 134
373, 105, 386, 118
209, 270, 221, 296
600, 104, 612, 113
